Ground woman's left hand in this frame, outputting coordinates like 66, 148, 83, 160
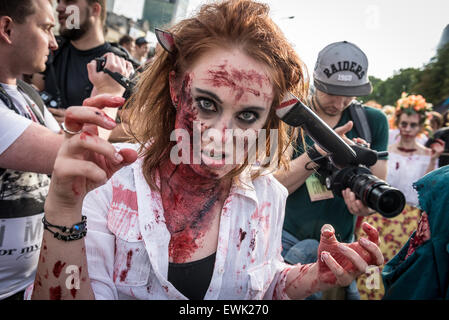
317, 222, 384, 288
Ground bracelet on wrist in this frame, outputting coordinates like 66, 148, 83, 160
42, 215, 87, 242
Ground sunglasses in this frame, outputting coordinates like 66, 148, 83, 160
399, 121, 419, 129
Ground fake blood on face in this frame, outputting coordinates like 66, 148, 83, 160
206, 63, 271, 102
162, 72, 231, 262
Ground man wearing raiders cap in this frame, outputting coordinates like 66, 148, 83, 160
275, 41, 389, 299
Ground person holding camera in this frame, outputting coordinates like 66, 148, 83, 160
275, 41, 389, 300
32, 0, 133, 124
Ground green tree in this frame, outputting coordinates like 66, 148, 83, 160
413, 42, 449, 105
361, 68, 422, 106
361, 42, 449, 107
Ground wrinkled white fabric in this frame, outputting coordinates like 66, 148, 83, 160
387, 152, 431, 207
81, 144, 292, 300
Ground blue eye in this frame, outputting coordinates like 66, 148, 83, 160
238, 111, 258, 123
196, 98, 216, 113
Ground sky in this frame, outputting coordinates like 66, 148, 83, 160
185, 0, 449, 80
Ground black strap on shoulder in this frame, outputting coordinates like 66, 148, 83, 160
17, 80, 45, 116
0, 84, 16, 111
0, 81, 45, 126
348, 101, 372, 144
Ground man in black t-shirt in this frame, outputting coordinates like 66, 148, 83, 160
32, 0, 132, 123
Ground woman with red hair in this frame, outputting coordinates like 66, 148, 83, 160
30, 0, 383, 300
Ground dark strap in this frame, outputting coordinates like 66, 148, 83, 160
348, 102, 372, 144
17, 80, 45, 117
0, 82, 45, 126
0, 84, 17, 112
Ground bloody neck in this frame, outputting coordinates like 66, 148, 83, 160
159, 159, 231, 263
398, 136, 418, 152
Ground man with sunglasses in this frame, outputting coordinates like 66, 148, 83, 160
275, 41, 389, 300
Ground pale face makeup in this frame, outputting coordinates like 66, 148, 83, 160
398, 113, 421, 139
171, 47, 274, 179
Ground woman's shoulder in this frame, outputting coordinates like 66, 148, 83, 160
251, 172, 289, 200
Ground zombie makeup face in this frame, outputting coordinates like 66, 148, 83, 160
398, 113, 422, 139
170, 48, 274, 179
398, 113, 421, 139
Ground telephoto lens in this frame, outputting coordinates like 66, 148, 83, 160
350, 173, 406, 218
329, 167, 406, 218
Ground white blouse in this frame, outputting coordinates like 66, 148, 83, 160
79, 144, 293, 300
387, 152, 431, 207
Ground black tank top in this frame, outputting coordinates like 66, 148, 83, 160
168, 252, 217, 300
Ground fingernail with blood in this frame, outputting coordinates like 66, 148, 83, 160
359, 237, 369, 246
321, 251, 330, 262
322, 227, 333, 238
114, 152, 124, 164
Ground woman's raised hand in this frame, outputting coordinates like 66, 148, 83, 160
47, 95, 138, 210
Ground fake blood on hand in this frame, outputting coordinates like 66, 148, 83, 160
318, 222, 378, 283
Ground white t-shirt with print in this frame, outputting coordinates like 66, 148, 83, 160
0, 82, 59, 299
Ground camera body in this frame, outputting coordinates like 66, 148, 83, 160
94, 57, 136, 100
276, 96, 406, 218
314, 144, 406, 218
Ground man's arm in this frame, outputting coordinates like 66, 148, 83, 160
274, 121, 354, 194
273, 152, 317, 195
0, 121, 63, 174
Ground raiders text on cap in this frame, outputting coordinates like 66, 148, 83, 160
323, 60, 366, 80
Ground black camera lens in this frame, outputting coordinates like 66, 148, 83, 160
347, 172, 405, 218
367, 185, 406, 218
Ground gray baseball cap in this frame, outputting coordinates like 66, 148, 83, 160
313, 41, 372, 97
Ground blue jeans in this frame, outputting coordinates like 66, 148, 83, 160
281, 230, 360, 300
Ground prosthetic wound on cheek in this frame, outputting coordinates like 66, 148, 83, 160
276, 93, 406, 218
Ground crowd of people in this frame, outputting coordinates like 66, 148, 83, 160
0, 0, 448, 301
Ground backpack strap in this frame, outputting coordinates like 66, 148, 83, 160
348, 101, 372, 144
17, 80, 45, 117
0, 81, 45, 126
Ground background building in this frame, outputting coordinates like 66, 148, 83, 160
106, 0, 183, 46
